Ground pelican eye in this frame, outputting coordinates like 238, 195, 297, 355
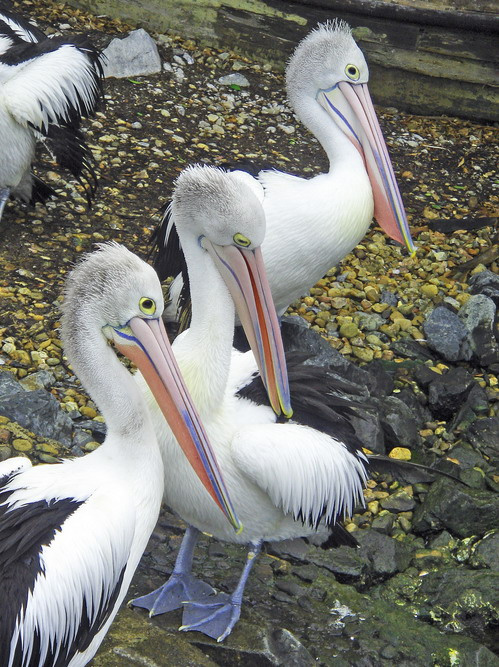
139, 297, 156, 315
345, 64, 360, 81
233, 233, 251, 247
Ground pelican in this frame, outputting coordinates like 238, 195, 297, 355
154, 20, 415, 324
132, 165, 369, 642
0, 7, 103, 223
0, 242, 240, 666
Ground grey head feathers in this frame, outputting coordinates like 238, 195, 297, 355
286, 20, 368, 104
172, 164, 266, 248
61, 242, 164, 335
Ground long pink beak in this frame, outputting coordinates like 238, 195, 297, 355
203, 240, 292, 418
113, 316, 242, 533
319, 81, 415, 255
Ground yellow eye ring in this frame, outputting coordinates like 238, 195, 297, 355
233, 233, 251, 247
139, 297, 156, 315
345, 64, 360, 81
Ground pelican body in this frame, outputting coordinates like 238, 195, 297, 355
0, 7, 103, 222
156, 21, 415, 323
0, 243, 239, 666
132, 165, 369, 641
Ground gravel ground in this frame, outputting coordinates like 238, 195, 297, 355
0, 1, 498, 665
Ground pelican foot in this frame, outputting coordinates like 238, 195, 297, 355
180, 592, 241, 642
131, 574, 215, 616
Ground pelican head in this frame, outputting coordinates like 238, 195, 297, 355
172, 165, 292, 418
62, 242, 241, 532
286, 21, 415, 254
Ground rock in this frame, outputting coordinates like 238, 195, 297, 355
449, 383, 490, 433
465, 417, 499, 464
103, 29, 162, 78
0, 389, 73, 446
423, 306, 470, 362
0, 370, 23, 398
427, 366, 475, 419
458, 294, 499, 368
266, 628, 315, 666
380, 396, 421, 450
470, 532, 499, 570
19, 370, 55, 391
415, 569, 499, 641
413, 364, 442, 389
351, 410, 385, 454
76, 418, 107, 442
380, 490, 416, 513
355, 529, 412, 578
468, 270, 499, 305
380, 289, 399, 306
391, 339, 436, 362
217, 73, 250, 87
355, 312, 385, 331
412, 480, 499, 538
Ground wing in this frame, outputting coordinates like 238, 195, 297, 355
0, 8, 44, 44
232, 421, 368, 529
1, 35, 103, 132
0, 468, 134, 667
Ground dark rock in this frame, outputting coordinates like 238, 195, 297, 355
75, 418, 107, 442
470, 532, 499, 570
458, 294, 499, 368
280, 316, 378, 394
380, 491, 416, 513
355, 530, 413, 578
466, 417, 499, 464
449, 383, 490, 433
0, 370, 23, 398
267, 628, 315, 666
412, 480, 499, 538
0, 389, 73, 446
413, 364, 442, 389
423, 306, 470, 362
396, 387, 431, 424
390, 339, 436, 362
468, 270, 499, 305
371, 513, 395, 534
363, 360, 395, 395
351, 410, 385, 454
380, 396, 421, 449
428, 366, 475, 419
415, 568, 499, 643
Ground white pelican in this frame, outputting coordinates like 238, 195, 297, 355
154, 20, 416, 323
132, 165, 369, 642
0, 7, 103, 222
0, 242, 240, 666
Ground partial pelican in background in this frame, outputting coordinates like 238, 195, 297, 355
132, 165, 369, 641
0, 6, 104, 223
153, 20, 416, 324
0, 242, 239, 666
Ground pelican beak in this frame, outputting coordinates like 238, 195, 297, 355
112, 317, 242, 533
204, 240, 292, 419
319, 81, 415, 255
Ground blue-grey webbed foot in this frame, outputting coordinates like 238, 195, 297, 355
131, 573, 215, 616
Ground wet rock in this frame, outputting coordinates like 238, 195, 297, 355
458, 294, 499, 368
470, 532, 499, 570
468, 270, 499, 305
428, 366, 475, 419
266, 628, 315, 666
413, 364, 442, 389
423, 306, 470, 362
0, 389, 73, 446
390, 339, 436, 362
465, 417, 499, 464
380, 490, 416, 513
103, 29, 162, 78
449, 383, 490, 433
355, 529, 412, 578
380, 396, 421, 449
415, 569, 499, 642
412, 480, 499, 538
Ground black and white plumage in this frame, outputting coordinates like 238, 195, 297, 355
153, 21, 415, 325
0, 242, 240, 666
0, 6, 104, 222
131, 165, 369, 641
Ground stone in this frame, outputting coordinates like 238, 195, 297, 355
412, 480, 499, 538
468, 269, 499, 305
0, 370, 23, 398
470, 532, 499, 570
218, 73, 250, 87
103, 29, 162, 78
428, 366, 475, 419
355, 529, 412, 578
458, 294, 498, 368
0, 389, 73, 446
465, 417, 499, 464
390, 339, 436, 362
380, 490, 416, 513
423, 306, 470, 362
380, 396, 421, 450
19, 370, 55, 391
